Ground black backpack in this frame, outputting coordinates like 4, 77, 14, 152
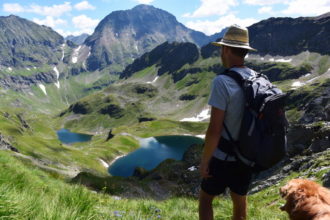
218, 69, 288, 171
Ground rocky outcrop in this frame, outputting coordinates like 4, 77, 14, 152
249, 13, 330, 56
0, 133, 19, 153
106, 129, 114, 141
65, 34, 89, 45
287, 79, 330, 124
133, 84, 157, 97
172, 67, 202, 83
0, 72, 57, 91
323, 171, 330, 188
179, 94, 197, 101
246, 61, 311, 82
16, 114, 31, 130
299, 87, 330, 123
120, 42, 199, 79
138, 117, 155, 123
99, 104, 124, 119
69, 102, 91, 114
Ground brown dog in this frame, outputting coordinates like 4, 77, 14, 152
280, 179, 330, 220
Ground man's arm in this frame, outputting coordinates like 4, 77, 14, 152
200, 107, 225, 178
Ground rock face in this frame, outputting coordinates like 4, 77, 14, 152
201, 13, 330, 57
0, 72, 57, 90
287, 79, 330, 124
246, 61, 311, 82
85, 5, 208, 71
0, 133, 19, 153
249, 13, 330, 56
120, 41, 199, 79
0, 15, 63, 67
299, 86, 330, 123
65, 34, 89, 45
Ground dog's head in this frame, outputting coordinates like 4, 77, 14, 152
280, 178, 330, 219
279, 179, 320, 212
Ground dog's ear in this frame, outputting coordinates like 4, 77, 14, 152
284, 193, 299, 214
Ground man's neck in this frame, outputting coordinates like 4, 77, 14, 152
228, 62, 245, 68
227, 59, 245, 68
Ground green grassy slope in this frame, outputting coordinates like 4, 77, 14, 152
3, 148, 330, 219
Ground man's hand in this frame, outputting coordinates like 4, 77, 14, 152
199, 161, 212, 179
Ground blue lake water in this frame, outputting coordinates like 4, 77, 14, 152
57, 128, 92, 144
108, 135, 204, 177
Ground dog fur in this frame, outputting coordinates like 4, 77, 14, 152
280, 179, 330, 220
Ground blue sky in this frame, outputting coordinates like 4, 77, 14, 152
1, 0, 329, 37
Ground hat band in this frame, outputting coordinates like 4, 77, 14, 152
221, 39, 250, 46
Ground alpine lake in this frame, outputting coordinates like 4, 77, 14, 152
57, 129, 203, 177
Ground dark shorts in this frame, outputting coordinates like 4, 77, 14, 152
201, 157, 254, 196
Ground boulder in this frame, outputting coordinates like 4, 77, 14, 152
309, 138, 330, 153
323, 171, 330, 188
138, 117, 155, 123
99, 104, 124, 119
106, 129, 114, 141
179, 94, 197, 101
132, 167, 149, 179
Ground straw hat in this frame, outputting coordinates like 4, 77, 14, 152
212, 24, 257, 51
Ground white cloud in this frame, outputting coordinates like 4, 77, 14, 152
258, 6, 274, 14
135, 0, 154, 4
74, 1, 96, 10
282, 0, 330, 16
3, 2, 72, 17
33, 16, 67, 28
3, 3, 25, 13
183, 0, 238, 18
185, 14, 257, 35
28, 2, 72, 17
244, 0, 287, 5
72, 15, 99, 34
56, 29, 89, 37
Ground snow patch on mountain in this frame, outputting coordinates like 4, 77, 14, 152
38, 84, 47, 95
180, 108, 210, 122
53, 66, 60, 89
72, 46, 82, 63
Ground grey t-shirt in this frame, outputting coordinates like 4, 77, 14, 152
208, 67, 256, 161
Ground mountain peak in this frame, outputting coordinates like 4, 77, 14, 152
132, 4, 157, 10
315, 12, 330, 20
84, 4, 211, 71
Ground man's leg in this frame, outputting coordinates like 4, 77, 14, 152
230, 191, 247, 220
199, 189, 216, 220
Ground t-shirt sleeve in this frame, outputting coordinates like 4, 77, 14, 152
208, 76, 229, 111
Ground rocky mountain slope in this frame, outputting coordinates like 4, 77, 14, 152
249, 12, 330, 56
84, 4, 217, 71
65, 34, 89, 45
0, 15, 64, 68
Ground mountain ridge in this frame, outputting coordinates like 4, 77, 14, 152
249, 12, 330, 55
0, 15, 64, 68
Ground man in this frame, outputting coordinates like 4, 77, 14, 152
199, 25, 257, 220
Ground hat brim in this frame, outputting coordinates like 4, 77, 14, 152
212, 41, 257, 51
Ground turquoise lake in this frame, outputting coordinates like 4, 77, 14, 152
57, 128, 92, 144
108, 135, 204, 177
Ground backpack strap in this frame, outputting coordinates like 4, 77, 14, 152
221, 68, 257, 167
221, 69, 245, 88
